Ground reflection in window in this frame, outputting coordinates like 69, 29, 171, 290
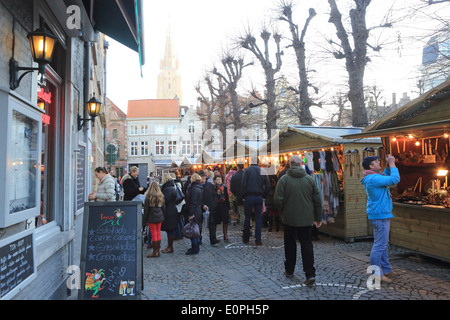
9, 110, 38, 214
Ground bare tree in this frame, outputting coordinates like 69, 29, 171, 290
328, 91, 351, 127
196, 74, 231, 150
212, 53, 253, 130
327, 0, 392, 127
238, 26, 283, 139
278, 0, 319, 125
195, 76, 217, 132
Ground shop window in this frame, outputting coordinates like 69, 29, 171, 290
37, 67, 62, 228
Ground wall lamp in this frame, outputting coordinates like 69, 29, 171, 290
78, 95, 102, 131
10, 27, 57, 90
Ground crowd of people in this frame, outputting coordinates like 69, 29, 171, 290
90, 152, 400, 286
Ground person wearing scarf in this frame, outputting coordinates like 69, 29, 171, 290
361, 155, 400, 283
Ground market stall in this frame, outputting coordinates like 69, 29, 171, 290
222, 139, 267, 168
343, 79, 450, 261
262, 125, 382, 242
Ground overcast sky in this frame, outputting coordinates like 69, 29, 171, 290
106, 0, 449, 121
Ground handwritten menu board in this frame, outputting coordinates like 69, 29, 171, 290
0, 230, 36, 300
80, 202, 142, 300
76, 145, 86, 211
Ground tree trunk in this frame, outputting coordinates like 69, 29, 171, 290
328, 0, 369, 127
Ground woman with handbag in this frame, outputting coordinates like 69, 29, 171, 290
143, 181, 165, 258
184, 173, 203, 255
160, 173, 179, 253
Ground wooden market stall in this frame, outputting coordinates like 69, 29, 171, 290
195, 149, 224, 171
262, 125, 382, 242
343, 79, 450, 261
222, 139, 267, 168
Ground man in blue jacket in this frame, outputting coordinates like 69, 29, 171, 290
361, 155, 400, 283
241, 159, 270, 245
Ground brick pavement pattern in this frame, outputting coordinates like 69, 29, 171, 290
142, 222, 450, 300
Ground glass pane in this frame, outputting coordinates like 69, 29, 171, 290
9, 110, 38, 214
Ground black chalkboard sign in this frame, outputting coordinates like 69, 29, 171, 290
76, 145, 86, 211
80, 201, 143, 300
0, 229, 36, 300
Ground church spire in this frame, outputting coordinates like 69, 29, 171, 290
161, 19, 177, 70
157, 18, 182, 104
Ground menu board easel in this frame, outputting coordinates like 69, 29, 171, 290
80, 201, 143, 300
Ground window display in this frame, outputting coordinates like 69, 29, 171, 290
9, 110, 39, 214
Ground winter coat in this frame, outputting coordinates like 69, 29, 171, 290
202, 181, 217, 214
185, 180, 203, 223
241, 164, 270, 198
361, 167, 400, 220
230, 169, 244, 205
274, 165, 322, 227
161, 180, 179, 231
122, 174, 146, 201
95, 173, 116, 201
214, 184, 230, 224
143, 197, 165, 225
265, 175, 278, 209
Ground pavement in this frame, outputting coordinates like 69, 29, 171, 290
141, 219, 450, 301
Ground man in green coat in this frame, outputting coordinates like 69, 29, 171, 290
274, 155, 322, 286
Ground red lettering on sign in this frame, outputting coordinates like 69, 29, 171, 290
42, 114, 51, 125
37, 87, 52, 104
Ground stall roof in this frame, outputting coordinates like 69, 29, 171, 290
262, 126, 381, 154
195, 150, 223, 164
180, 156, 196, 166
223, 139, 267, 159
343, 78, 450, 139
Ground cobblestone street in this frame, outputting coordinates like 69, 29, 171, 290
142, 221, 450, 301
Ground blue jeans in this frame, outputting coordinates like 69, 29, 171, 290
243, 196, 263, 243
369, 219, 392, 276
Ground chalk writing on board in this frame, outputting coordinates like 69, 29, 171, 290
0, 233, 34, 298
81, 203, 141, 300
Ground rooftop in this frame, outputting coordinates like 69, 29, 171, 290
127, 99, 180, 118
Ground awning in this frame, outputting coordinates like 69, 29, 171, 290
154, 160, 173, 168
262, 126, 381, 154
222, 139, 267, 160
89, 0, 145, 65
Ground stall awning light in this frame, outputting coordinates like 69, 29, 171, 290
437, 170, 448, 176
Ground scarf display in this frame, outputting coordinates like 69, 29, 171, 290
304, 150, 343, 224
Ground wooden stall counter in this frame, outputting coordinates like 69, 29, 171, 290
391, 202, 450, 262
